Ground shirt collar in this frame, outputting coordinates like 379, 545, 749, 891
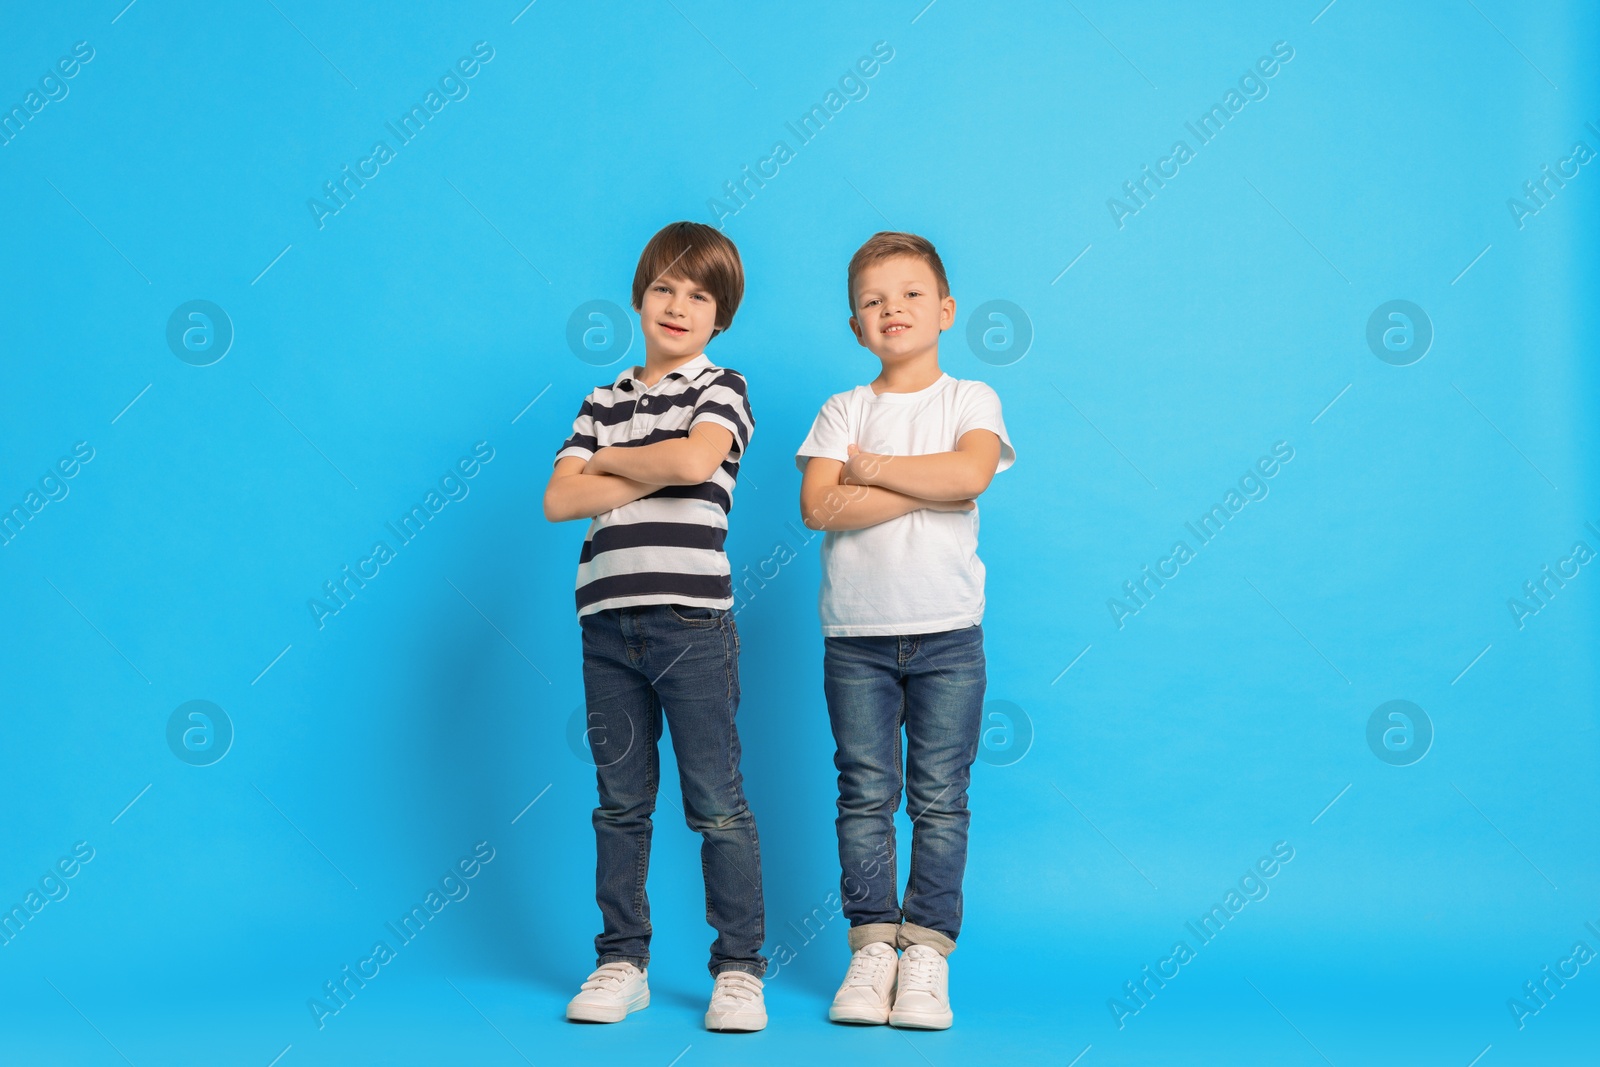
614, 352, 713, 391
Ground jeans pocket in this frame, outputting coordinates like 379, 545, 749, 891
668, 603, 722, 627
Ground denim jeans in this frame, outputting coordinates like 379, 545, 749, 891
823, 623, 985, 956
579, 603, 766, 977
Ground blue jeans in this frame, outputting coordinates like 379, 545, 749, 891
823, 623, 986, 956
579, 604, 766, 977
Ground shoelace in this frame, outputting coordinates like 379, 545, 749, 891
842, 950, 893, 989
711, 971, 763, 1006
581, 962, 638, 992
898, 951, 942, 994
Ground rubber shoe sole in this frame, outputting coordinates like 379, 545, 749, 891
566, 988, 649, 1023
889, 1005, 952, 1030
829, 1002, 891, 1025
705, 1006, 767, 1032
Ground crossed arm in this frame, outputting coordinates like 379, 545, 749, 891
543, 422, 735, 523
799, 429, 1002, 532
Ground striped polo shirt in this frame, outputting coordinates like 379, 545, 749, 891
554, 352, 755, 617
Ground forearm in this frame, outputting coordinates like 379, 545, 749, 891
803, 484, 939, 532
589, 439, 701, 486
851, 451, 988, 501
545, 472, 659, 522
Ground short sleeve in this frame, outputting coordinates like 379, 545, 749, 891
794, 393, 852, 471
689, 369, 755, 458
955, 382, 1016, 473
554, 395, 599, 466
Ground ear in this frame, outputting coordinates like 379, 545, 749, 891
938, 295, 956, 331
849, 316, 867, 347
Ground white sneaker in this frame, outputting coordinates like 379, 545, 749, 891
829, 941, 898, 1024
705, 970, 767, 1032
889, 944, 952, 1029
566, 961, 649, 1023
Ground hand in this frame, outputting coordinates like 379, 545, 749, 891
583, 449, 611, 476
840, 443, 881, 486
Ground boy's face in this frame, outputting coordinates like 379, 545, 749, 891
848, 255, 955, 360
637, 273, 718, 359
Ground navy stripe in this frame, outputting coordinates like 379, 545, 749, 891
592, 370, 748, 407
559, 432, 598, 453
612, 426, 691, 448
589, 385, 750, 428
691, 400, 751, 448
706, 369, 749, 400
579, 521, 726, 563
592, 400, 641, 427
576, 570, 734, 611
646, 481, 732, 513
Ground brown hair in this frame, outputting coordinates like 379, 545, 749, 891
631, 221, 744, 338
847, 231, 950, 313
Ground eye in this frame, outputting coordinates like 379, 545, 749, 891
863, 298, 879, 307
906, 290, 922, 298
653, 284, 670, 294
692, 293, 708, 301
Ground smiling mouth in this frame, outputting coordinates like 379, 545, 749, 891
883, 323, 910, 334
659, 322, 689, 336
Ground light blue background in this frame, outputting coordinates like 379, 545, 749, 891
2, 1, 1597, 1064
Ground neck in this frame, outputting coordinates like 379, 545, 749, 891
637, 347, 702, 387
871, 349, 942, 394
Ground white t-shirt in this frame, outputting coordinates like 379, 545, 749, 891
794, 372, 1016, 637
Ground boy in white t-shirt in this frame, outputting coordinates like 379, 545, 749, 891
795, 231, 1016, 1030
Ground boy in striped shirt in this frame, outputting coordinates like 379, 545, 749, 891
544, 222, 767, 1032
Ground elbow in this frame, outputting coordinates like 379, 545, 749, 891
963, 475, 994, 499
959, 465, 995, 499
542, 488, 568, 523
684, 460, 719, 486
799, 495, 828, 531
682, 448, 725, 486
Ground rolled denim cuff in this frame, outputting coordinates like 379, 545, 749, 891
846, 922, 901, 953
897, 921, 956, 957
597, 953, 649, 972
